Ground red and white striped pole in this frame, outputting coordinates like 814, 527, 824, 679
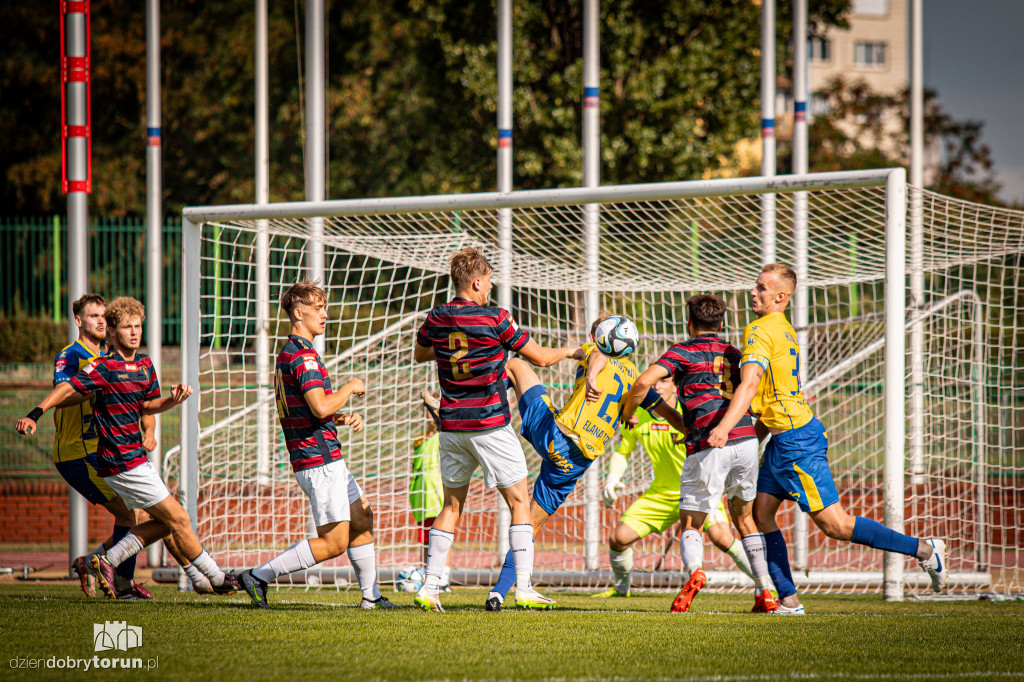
61, 0, 91, 571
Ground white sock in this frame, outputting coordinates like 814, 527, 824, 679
424, 528, 454, 591
680, 529, 704, 574
252, 539, 316, 583
609, 547, 634, 594
726, 538, 755, 581
105, 532, 145, 568
441, 565, 451, 588
348, 542, 382, 601
190, 550, 226, 587
510, 524, 534, 591
183, 564, 207, 589
88, 543, 106, 560
741, 533, 775, 591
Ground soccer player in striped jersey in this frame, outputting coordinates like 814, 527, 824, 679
238, 281, 398, 610
483, 314, 674, 611
17, 297, 239, 598
709, 264, 947, 614
412, 247, 579, 612
592, 374, 756, 599
623, 294, 777, 613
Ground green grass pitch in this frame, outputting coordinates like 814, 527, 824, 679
2, 584, 1023, 680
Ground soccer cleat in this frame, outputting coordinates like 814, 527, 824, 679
213, 574, 242, 595
421, 389, 442, 429
414, 585, 445, 613
772, 602, 805, 616
670, 568, 707, 613
116, 583, 154, 601
239, 569, 270, 608
592, 587, 630, 599
361, 596, 403, 610
514, 587, 556, 610
485, 595, 503, 612
72, 555, 97, 598
919, 538, 947, 592
751, 588, 779, 613
91, 554, 119, 600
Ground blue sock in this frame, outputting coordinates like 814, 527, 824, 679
491, 549, 517, 598
764, 530, 797, 599
851, 516, 919, 557
112, 525, 137, 580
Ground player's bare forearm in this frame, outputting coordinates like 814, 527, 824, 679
12, 383, 79, 434
621, 365, 666, 425
413, 342, 435, 364
141, 414, 157, 451
707, 364, 761, 447
652, 400, 687, 434
584, 352, 607, 403
141, 384, 194, 415
305, 378, 365, 419
517, 339, 579, 368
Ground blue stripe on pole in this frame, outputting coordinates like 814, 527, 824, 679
794, 102, 806, 113
498, 129, 512, 148
762, 118, 775, 128
584, 87, 599, 97
147, 127, 161, 136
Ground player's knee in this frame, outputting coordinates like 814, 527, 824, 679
350, 504, 374, 536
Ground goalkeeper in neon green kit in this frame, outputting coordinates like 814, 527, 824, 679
593, 375, 755, 598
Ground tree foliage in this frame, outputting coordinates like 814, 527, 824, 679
1, 0, 850, 216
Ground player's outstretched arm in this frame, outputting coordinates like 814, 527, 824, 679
15, 382, 87, 435
621, 364, 669, 426
584, 350, 607, 403
516, 339, 579, 368
707, 363, 762, 448
303, 378, 366, 419
141, 414, 157, 451
337, 413, 364, 432
413, 341, 435, 364
141, 383, 194, 415
651, 400, 687, 434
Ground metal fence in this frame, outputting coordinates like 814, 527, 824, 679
0, 216, 183, 344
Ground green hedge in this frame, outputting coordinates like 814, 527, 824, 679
0, 318, 66, 363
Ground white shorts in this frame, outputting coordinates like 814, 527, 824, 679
679, 438, 759, 513
439, 425, 528, 489
294, 458, 364, 527
105, 461, 172, 511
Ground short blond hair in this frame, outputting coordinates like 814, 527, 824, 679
590, 312, 611, 337
105, 297, 145, 329
281, 280, 327, 319
450, 247, 492, 291
761, 263, 797, 295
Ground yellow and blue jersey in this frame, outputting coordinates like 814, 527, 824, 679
739, 312, 813, 432
555, 342, 659, 460
52, 340, 102, 463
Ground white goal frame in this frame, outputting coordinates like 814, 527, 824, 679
178, 168, 926, 600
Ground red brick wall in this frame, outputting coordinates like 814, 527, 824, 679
0, 481, 118, 544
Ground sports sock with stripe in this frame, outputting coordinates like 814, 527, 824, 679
104, 531, 145, 568
190, 549, 227, 587
347, 542, 383, 601
424, 528, 454, 591
741, 533, 774, 591
509, 524, 534, 591
112, 525, 138, 582
252, 539, 316, 583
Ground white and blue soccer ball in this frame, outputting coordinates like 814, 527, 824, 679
397, 567, 425, 592
594, 315, 639, 359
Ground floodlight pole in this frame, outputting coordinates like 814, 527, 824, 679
495, 0, 513, 561
255, 0, 272, 486
760, 0, 777, 264
61, 0, 91, 573
581, 0, 601, 572
791, 0, 810, 572
909, 0, 925, 487
145, 0, 164, 569
305, 0, 326, 357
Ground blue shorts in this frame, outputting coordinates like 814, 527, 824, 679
518, 385, 593, 515
757, 416, 839, 513
54, 452, 117, 506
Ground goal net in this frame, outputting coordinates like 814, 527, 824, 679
165, 171, 1024, 597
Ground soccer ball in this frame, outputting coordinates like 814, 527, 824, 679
594, 315, 639, 359
397, 567, 424, 592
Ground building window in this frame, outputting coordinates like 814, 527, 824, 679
811, 93, 830, 116
854, 41, 887, 67
809, 37, 831, 63
853, 0, 889, 16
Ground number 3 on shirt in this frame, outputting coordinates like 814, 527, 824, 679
448, 332, 471, 380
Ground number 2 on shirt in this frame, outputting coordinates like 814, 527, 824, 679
597, 374, 625, 424
448, 332, 471, 380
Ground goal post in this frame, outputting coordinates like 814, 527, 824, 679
167, 168, 1021, 597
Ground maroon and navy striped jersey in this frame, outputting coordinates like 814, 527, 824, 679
69, 350, 161, 477
274, 334, 343, 472
416, 298, 529, 431
653, 333, 756, 454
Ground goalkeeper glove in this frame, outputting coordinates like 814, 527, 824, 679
602, 451, 629, 508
